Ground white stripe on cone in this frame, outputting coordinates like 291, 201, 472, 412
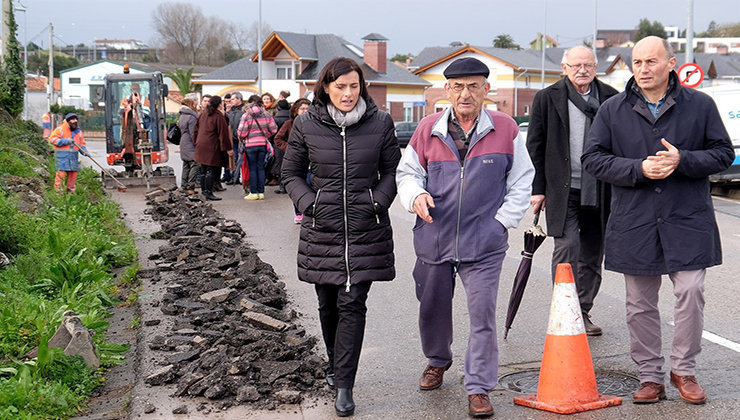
546, 282, 586, 336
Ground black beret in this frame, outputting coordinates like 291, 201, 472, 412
443, 57, 490, 79
64, 113, 78, 121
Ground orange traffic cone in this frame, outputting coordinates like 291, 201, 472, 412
513, 263, 622, 414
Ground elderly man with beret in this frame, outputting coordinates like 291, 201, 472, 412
397, 57, 534, 417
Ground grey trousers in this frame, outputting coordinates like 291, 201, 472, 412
551, 189, 604, 314
624, 269, 705, 384
414, 250, 504, 395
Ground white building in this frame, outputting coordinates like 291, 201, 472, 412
59, 60, 217, 111
666, 26, 740, 54
60, 60, 145, 110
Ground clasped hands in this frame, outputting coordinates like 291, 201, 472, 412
642, 138, 680, 180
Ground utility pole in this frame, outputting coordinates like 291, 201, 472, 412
592, 0, 598, 56
541, 0, 547, 89
48, 23, 53, 113
686, 0, 694, 64
1, 0, 10, 62
258, 0, 262, 95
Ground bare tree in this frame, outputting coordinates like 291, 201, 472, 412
152, 2, 207, 65
224, 21, 251, 53
152, 1, 272, 65
245, 22, 274, 52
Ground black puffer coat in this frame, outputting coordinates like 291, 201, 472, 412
281, 99, 401, 289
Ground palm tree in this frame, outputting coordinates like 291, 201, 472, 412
164, 67, 196, 94
493, 34, 520, 49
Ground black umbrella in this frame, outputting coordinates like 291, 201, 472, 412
503, 211, 547, 339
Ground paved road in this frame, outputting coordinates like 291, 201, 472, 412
86, 139, 740, 419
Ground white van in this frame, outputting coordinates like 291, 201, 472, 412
699, 84, 740, 180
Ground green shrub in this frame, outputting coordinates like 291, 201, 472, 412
0, 115, 137, 418
0, 194, 36, 255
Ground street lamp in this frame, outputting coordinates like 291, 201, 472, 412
15, 3, 28, 120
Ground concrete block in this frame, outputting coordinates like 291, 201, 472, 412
199, 288, 235, 304
145, 364, 176, 385
243, 311, 287, 332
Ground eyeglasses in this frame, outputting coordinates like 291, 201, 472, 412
449, 82, 487, 93
565, 63, 597, 71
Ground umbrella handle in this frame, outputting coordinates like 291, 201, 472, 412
533, 210, 540, 226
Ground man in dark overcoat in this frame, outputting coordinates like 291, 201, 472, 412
582, 36, 733, 405
527, 45, 618, 335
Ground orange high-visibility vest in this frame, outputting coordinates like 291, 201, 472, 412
42, 112, 51, 138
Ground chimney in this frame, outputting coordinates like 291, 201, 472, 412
717, 44, 729, 55
595, 38, 607, 49
362, 33, 388, 73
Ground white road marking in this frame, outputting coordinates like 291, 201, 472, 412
668, 321, 740, 353
701, 330, 740, 353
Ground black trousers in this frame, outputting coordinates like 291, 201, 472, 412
315, 282, 372, 389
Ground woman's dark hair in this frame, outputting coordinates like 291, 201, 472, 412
247, 94, 263, 107
290, 98, 311, 120
207, 95, 222, 116
313, 57, 370, 106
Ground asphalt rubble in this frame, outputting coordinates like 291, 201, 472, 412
140, 188, 328, 413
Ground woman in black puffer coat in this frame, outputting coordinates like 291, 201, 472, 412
281, 57, 400, 417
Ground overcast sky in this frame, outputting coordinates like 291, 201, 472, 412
10, 0, 737, 56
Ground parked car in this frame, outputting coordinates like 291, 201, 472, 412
395, 121, 418, 147
518, 122, 529, 141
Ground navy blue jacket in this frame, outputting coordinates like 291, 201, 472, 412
582, 72, 733, 275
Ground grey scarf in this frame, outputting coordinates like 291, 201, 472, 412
564, 78, 601, 207
327, 97, 367, 128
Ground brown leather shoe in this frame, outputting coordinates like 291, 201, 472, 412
419, 360, 452, 390
670, 371, 707, 404
583, 312, 602, 336
468, 393, 494, 417
632, 381, 666, 404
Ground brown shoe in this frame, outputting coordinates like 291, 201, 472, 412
670, 371, 707, 404
632, 382, 666, 404
583, 312, 602, 336
468, 393, 494, 417
419, 360, 452, 390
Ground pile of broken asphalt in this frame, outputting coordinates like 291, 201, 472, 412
140, 189, 328, 411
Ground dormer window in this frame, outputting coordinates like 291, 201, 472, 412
276, 62, 293, 80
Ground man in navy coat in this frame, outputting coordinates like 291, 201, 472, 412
582, 36, 733, 405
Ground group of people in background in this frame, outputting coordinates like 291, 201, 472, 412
165, 38, 732, 418
177, 88, 308, 221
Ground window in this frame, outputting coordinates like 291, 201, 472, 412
524, 104, 530, 116
294, 62, 301, 78
69, 77, 81, 84
403, 104, 413, 122
276, 63, 292, 80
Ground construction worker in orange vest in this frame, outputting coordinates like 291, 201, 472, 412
48, 113, 89, 193
42, 111, 51, 138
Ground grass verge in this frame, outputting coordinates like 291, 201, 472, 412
0, 116, 138, 419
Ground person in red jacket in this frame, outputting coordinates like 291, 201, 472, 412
48, 113, 88, 193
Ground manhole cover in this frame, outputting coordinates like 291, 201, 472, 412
499, 369, 640, 397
